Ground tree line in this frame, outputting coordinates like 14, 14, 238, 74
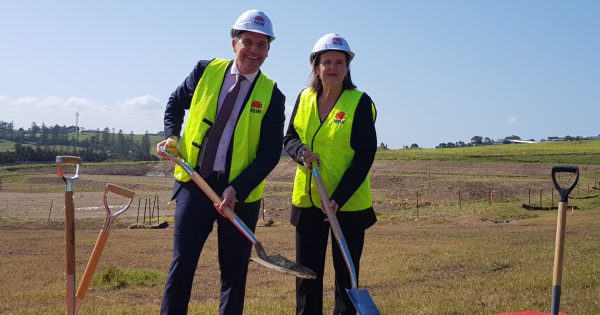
0, 121, 157, 164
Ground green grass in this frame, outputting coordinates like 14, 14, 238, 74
93, 266, 164, 289
377, 140, 600, 164
0, 139, 16, 151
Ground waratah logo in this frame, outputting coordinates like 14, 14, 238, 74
332, 37, 343, 46
333, 111, 346, 124
254, 16, 265, 27
250, 100, 263, 114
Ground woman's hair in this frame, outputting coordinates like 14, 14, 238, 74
309, 51, 356, 92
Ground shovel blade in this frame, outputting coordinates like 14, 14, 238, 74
347, 288, 380, 315
251, 254, 317, 279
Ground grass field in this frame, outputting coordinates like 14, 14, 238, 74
1, 142, 600, 314
377, 140, 600, 165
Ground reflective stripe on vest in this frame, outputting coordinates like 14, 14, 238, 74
291, 88, 375, 211
174, 58, 275, 202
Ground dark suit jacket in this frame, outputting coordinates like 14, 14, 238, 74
163, 59, 286, 201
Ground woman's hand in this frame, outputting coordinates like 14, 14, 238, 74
320, 198, 339, 215
298, 148, 320, 168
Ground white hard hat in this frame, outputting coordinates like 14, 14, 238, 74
231, 9, 275, 39
310, 33, 354, 63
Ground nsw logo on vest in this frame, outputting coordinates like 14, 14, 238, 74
333, 111, 346, 124
254, 16, 265, 27
250, 100, 263, 114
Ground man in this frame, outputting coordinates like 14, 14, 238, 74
156, 9, 285, 315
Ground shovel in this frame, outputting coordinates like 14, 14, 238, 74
75, 183, 135, 314
306, 163, 380, 315
549, 165, 579, 315
158, 149, 316, 279
489, 166, 577, 315
56, 155, 82, 315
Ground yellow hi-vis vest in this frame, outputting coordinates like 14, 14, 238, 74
174, 58, 275, 202
291, 88, 375, 211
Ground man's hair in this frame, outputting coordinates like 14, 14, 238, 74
309, 51, 356, 92
230, 29, 274, 43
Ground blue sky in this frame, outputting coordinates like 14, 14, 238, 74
1, 1, 598, 148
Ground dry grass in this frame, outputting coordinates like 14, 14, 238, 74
1, 159, 600, 314
2, 212, 600, 314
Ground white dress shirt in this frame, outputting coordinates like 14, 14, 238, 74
212, 61, 258, 172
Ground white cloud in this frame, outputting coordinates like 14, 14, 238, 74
1, 95, 164, 134
115, 95, 162, 113
507, 116, 518, 124
9, 96, 102, 110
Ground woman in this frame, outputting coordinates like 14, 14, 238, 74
283, 33, 378, 315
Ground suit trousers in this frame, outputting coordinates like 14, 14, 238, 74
294, 207, 366, 315
160, 173, 260, 315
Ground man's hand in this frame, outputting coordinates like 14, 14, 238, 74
214, 186, 237, 217
157, 136, 179, 156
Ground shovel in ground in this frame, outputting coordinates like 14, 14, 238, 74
489, 165, 578, 315
75, 183, 135, 314
549, 165, 579, 315
306, 163, 380, 315
56, 155, 82, 315
158, 149, 316, 279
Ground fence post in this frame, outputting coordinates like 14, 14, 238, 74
539, 189, 542, 207
136, 197, 141, 223
143, 198, 148, 223
458, 189, 461, 210
47, 199, 53, 223
151, 193, 158, 224
416, 189, 419, 217
528, 188, 531, 205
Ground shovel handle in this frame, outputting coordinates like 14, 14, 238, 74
551, 165, 579, 202
309, 165, 359, 289
158, 149, 259, 245
105, 183, 136, 199
551, 199, 568, 315
75, 229, 109, 306
56, 156, 82, 181
550, 165, 577, 315
65, 190, 76, 315
73, 184, 133, 314
103, 184, 135, 222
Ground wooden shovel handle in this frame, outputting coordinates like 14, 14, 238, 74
56, 156, 82, 165
105, 183, 135, 199
158, 149, 257, 244
76, 229, 109, 302
310, 166, 359, 289
65, 190, 76, 315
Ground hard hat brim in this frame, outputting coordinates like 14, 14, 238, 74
310, 49, 354, 63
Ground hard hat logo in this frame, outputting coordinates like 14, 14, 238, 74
332, 37, 343, 46
254, 16, 265, 27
